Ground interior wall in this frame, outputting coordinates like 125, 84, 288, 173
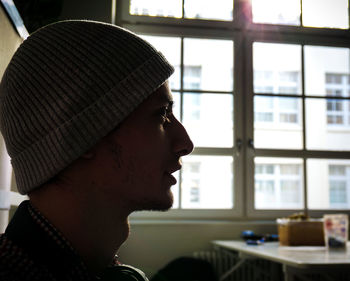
59, 0, 113, 23
119, 221, 277, 277
0, 4, 23, 232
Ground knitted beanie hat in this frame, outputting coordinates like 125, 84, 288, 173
0, 20, 174, 195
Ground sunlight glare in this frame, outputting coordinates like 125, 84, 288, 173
303, 0, 349, 29
252, 0, 301, 25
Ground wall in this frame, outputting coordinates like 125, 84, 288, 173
119, 220, 277, 277
59, 0, 113, 23
0, 4, 23, 232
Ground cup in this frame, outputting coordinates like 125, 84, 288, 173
323, 214, 348, 250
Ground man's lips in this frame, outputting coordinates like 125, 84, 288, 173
165, 165, 182, 185
164, 172, 177, 185
166, 164, 182, 175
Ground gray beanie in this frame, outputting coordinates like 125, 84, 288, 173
0, 20, 174, 195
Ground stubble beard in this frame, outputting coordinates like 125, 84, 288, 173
109, 141, 174, 213
132, 191, 174, 213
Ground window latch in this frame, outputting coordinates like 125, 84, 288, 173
248, 138, 255, 154
236, 138, 242, 156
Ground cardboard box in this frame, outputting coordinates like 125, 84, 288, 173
277, 219, 325, 246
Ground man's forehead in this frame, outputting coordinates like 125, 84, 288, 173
146, 82, 173, 105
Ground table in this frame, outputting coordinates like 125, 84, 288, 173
212, 240, 350, 281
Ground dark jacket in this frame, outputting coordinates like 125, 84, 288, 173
0, 201, 147, 281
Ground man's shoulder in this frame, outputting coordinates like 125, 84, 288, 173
0, 233, 21, 265
0, 233, 23, 281
0, 233, 53, 281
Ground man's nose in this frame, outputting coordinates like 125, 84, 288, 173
172, 118, 194, 157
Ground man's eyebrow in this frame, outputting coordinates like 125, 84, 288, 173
157, 96, 174, 107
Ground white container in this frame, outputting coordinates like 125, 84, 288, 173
323, 214, 348, 249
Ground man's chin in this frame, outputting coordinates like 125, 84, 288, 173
135, 201, 173, 212
132, 195, 174, 212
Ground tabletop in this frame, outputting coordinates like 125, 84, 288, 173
212, 240, 350, 269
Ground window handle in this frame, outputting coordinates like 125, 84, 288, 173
248, 138, 255, 154
236, 138, 242, 157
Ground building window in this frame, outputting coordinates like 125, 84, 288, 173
325, 73, 350, 126
184, 66, 202, 90
255, 160, 303, 209
330, 181, 347, 205
328, 165, 349, 208
307, 160, 350, 210
190, 186, 200, 203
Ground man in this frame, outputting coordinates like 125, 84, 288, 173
0, 20, 193, 281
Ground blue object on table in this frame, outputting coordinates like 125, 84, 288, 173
241, 230, 279, 242
241, 230, 263, 241
246, 239, 264, 245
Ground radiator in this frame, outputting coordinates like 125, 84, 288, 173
192, 249, 350, 281
193, 249, 282, 281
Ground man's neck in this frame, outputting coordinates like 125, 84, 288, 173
29, 184, 130, 275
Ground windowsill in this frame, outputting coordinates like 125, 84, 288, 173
129, 218, 277, 225
327, 126, 350, 133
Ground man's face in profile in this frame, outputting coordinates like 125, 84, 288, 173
92, 82, 193, 213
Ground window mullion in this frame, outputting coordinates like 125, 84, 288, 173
179, 37, 184, 210
244, 34, 256, 217
301, 44, 309, 215
233, 32, 245, 216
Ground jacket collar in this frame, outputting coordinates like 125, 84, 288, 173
5, 200, 91, 280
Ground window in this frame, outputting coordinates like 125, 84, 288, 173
118, 0, 350, 219
252, 0, 349, 29
329, 181, 347, 205
129, 0, 233, 20
328, 165, 348, 207
130, 0, 182, 18
255, 159, 303, 209
307, 160, 350, 209
325, 73, 350, 126
184, 66, 202, 90
182, 156, 233, 209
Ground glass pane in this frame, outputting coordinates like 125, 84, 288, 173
182, 156, 233, 209
306, 98, 350, 150
253, 43, 302, 95
254, 96, 303, 149
184, 0, 233, 21
170, 93, 181, 209
302, 0, 349, 29
305, 46, 350, 97
252, 0, 300, 25
130, 0, 182, 18
183, 93, 233, 147
307, 159, 350, 209
255, 157, 304, 209
184, 38, 233, 91
172, 92, 181, 120
141, 35, 181, 90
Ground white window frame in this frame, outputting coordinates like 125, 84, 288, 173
116, 0, 350, 220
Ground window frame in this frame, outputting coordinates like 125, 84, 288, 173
116, 0, 350, 220
245, 30, 350, 218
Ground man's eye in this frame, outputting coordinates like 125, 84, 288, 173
160, 107, 171, 123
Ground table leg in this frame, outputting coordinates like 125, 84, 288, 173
219, 257, 247, 281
